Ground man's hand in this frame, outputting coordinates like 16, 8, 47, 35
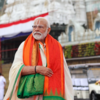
21, 66, 53, 77
36, 66, 53, 77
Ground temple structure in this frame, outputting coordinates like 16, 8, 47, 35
0, 0, 100, 64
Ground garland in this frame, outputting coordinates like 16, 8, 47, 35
63, 42, 100, 58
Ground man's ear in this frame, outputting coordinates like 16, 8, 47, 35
47, 28, 51, 34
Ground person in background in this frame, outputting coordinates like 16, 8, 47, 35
4, 17, 74, 100
0, 73, 6, 100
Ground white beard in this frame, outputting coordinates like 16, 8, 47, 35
33, 29, 48, 40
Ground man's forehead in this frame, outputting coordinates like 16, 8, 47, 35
34, 19, 47, 26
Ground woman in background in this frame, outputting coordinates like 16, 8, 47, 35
0, 73, 6, 100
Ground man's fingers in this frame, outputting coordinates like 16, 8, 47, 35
40, 67, 53, 76
48, 68, 53, 74
47, 70, 53, 77
47, 73, 53, 77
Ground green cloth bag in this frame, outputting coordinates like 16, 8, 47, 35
17, 73, 44, 98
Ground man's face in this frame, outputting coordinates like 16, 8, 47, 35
32, 19, 50, 41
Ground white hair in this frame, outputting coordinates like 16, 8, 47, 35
34, 17, 50, 28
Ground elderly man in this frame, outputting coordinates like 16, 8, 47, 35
4, 17, 73, 100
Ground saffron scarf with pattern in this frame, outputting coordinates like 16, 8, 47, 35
23, 33, 65, 100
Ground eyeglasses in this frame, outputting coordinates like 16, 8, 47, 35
32, 25, 45, 29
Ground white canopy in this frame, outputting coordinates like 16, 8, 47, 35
0, 13, 49, 39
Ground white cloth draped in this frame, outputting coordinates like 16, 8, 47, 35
0, 76, 6, 100
4, 41, 74, 100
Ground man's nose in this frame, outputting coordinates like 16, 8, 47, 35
35, 26, 40, 30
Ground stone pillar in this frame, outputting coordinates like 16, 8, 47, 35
74, 0, 87, 25
86, 11, 98, 30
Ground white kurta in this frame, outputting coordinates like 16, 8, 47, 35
4, 41, 74, 100
0, 76, 6, 100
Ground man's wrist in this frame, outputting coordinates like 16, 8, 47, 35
36, 66, 39, 73
35, 66, 37, 74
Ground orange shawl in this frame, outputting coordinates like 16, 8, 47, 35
23, 33, 65, 99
